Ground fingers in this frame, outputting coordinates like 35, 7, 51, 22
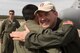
12, 38, 20, 40
10, 31, 27, 41
10, 32, 20, 38
12, 37, 25, 41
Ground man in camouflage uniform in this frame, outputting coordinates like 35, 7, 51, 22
0, 10, 20, 53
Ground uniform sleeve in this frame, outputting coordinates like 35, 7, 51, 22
24, 24, 78, 49
0, 20, 6, 39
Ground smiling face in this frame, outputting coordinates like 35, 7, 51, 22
36, 10, 58, 29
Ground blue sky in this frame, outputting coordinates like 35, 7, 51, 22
0, 0, 75, 16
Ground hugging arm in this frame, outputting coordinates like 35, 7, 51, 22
25, 24, 78, 49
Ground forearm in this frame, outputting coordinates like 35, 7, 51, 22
25, 24, 76, 49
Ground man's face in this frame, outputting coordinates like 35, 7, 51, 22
36, 10, 58, 29
9, 12, 14, 18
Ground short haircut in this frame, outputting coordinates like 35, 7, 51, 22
9, 10, 15, 13
22, 4, 38, 21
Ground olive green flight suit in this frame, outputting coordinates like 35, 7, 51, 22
13, 20, 45, 53
13, 19, 62, 53
24, 18, 80, 53
0, 18, 20, 53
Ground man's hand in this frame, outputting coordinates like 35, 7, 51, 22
10, 26, 30, 42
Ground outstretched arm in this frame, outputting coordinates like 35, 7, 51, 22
24, 24, 78, 49
10, 20, 78, 49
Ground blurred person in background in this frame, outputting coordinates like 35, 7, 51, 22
0, 10, 20, 53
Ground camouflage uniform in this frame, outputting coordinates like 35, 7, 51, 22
13, 20, 44, 53
24, 18, 80, 53
13, 18, 80, 53
0, 18, 20, 53
13, 19, 62, 53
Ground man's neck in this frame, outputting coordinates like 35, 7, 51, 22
8, 17, 14, 22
